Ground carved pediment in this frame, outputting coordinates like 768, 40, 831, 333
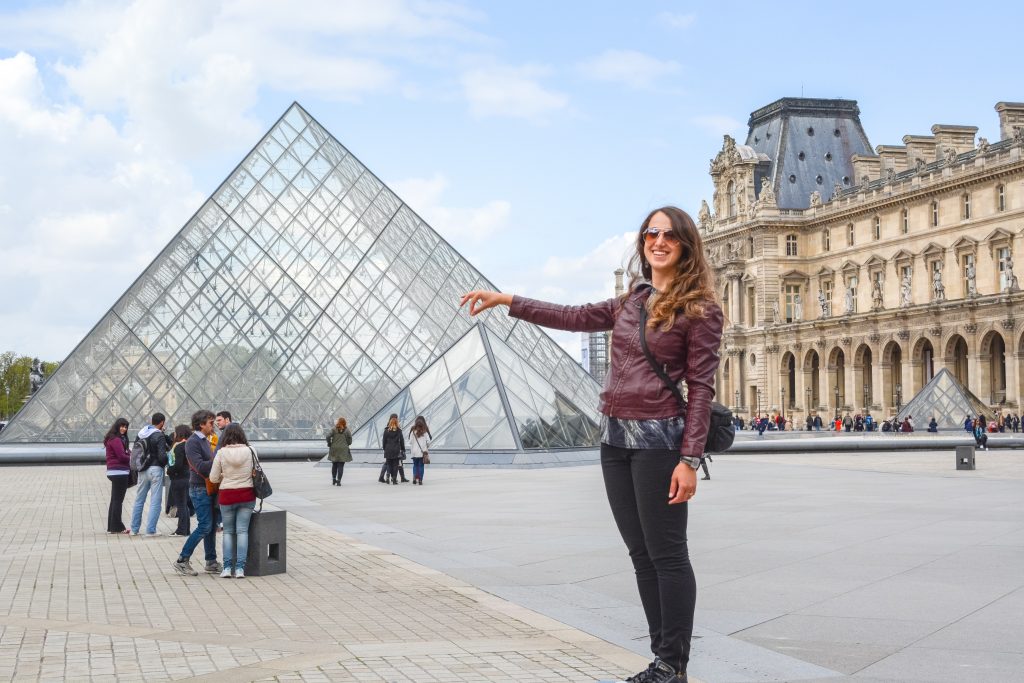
863, 255, 887, 270
816, 266, 835, 278
951, 236, 978, 254
891, 248, 914, 264
921, 242, 946, 258
984, 227, 1014, 243
780, 269, 808, 283
839, 260, 860, 276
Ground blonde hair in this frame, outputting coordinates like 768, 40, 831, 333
623, 206, 718, 330
386, 414, 399, 431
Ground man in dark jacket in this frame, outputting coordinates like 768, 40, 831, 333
172, 410, 220, 576
130, 412, 171, 536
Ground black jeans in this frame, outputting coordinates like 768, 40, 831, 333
332, 461, 346, 481
601, 444, 696, 673
169, 478, 190, 534
107, 474, 130, 532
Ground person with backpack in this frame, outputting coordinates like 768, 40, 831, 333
104, 417, 132, 534
130, 412, 171, 536
166, 425, 192, 537
460, 206, 722, 683
172, 410, 221, 577
326, 417, 353, 486
209, 423, 257, 578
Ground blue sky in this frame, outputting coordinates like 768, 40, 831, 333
1, 0, 1021, 360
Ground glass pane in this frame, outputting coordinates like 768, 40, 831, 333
429, 419, 469, 449
443, 327, 485, 381
473, 420, 516, 450
461, 388, 506, 444
409, 358, 450, 413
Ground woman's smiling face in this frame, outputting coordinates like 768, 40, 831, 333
643, 211, 683, 275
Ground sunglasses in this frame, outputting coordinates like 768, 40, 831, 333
642, 227, 680, 244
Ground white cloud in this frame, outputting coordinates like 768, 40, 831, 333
393, 173, 511, 243
461, 63, 568, 122
658, 11, 696, 29
692, 114, 744, 137
577, 49, 681, 90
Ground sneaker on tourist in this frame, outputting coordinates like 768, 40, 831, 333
234, 568, 245, 579
220, 567, 233, 578
598, 658, 686, 683
205, 560, 222, 574
144, 531, 162, 537
172, 558, 198, 577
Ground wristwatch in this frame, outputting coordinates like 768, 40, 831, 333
679, 455, 701, 469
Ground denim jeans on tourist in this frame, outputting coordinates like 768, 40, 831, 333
130, 466, 165, 534
220, 501, 255, 571
412, 456, 425, 481
179, 485, 217, 562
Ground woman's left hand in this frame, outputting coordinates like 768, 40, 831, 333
668, 463, 697, 504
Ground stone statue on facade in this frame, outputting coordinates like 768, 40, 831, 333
976, 137, 989, 155
966, 261, 978, 297
932, 263, 945, 302
900, 270, 913, 307
871, 277, 884, 310
29, 359, 44, 395
1005, 256, 1019, 292
698, 199, 713, 231
793, 293, 802, 321
758, 177, 776, 207
771, 300, 781, 325
1014, 126, 1024, 145
844, 288, 854, 315
944, 147, 957, 165
832, 182, 844, 201
885, 167, 897, 184
809, 190, 822, 208
818, 289, 828, 318
914, 157, 926, 173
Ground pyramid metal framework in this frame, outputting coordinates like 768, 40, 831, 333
896, 368, 993, 430
0, 104, 601, 448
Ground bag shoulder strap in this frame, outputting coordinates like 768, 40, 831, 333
638, 304, 685, 410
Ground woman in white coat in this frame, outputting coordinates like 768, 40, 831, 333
209, 423, 257, 578
408, 415, 431, 485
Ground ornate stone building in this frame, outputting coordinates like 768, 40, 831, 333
701, 97, 1024, 422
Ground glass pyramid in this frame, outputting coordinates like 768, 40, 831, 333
0, 103, 601, 449
896, 368, 993, 430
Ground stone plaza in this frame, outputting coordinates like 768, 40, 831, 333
1, 445, 1021, 682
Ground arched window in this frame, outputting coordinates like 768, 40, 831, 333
727, 181, 737, 218
962, 193, 971, 220
823, 229, 831, 252
873, 216, 881, 241
931, 200, 939, 227
786, 234, 798, 256
847, 223, 855, 246
901, 208, 909, 235
997, 184, 1005, 212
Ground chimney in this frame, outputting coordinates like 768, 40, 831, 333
851, 154, 881, 185
614, 268, 625, 297
902, 135, 937, 164
931, 124, 978, 156
995, 102, 1024, 141
875, 145, 908, 173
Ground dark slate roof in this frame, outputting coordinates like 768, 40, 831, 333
745, 98, 874, 210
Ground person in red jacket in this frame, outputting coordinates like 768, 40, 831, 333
461, 206, 721, 683
103, 417, 131, 534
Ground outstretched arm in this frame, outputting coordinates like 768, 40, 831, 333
461, 290, 616, 333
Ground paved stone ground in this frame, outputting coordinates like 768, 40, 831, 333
0, 466, 651, 682
272, 450, 1024, 683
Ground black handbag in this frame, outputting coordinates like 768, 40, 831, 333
248, 447, 273, 511
639, 305, 735, 454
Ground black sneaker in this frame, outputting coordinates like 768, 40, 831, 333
204, 560, 222, 574
598, 658, 686, 683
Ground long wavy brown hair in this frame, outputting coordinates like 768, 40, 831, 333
622, 206, 717, 330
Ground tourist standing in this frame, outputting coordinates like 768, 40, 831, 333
460, 206, 721, 683
131, 412, 171, 536
166, 425, 192, 536
209, 424, 256, 578
381, 414, 405, 485
172, 410, 221, 577
104, 418, 132, 534
408, 416, 431, 485
327, 417, 353, 486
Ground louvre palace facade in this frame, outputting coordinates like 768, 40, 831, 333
702, 98, 1024, 423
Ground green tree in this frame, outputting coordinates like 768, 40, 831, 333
0, 352, 61, 420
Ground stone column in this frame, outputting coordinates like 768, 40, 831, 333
730, 275, 743, 325
1004, 351, 1020, 408
871, 351, 885, 414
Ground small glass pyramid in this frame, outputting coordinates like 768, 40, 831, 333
896, 368, 993, 430
1, 104, 601, 449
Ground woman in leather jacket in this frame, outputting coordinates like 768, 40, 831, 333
381, 414, 406, 485
461, 206, 722, 683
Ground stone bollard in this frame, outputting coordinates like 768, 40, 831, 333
245, 509, 287, 576
955, 445, 976, 471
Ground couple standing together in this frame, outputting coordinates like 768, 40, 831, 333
462, 206, 722, 683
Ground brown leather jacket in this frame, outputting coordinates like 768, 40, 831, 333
509, 284, 723, 457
